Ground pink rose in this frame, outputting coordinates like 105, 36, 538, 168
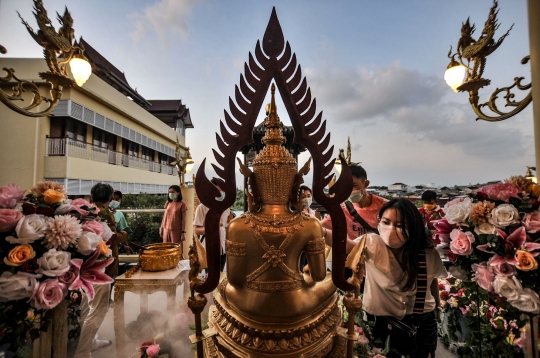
58, 262, 80, 288
146, 344, 160, 358
476, 183, 521, 202
0, 209, 23, 232
0, 184, 25, 209
488, 256, 517, 277
472, 262, 495, 292
522, 211, 540, 233
81, 220, 104, 237
31, 278, 68, 310
449, 229, 475, 256
70, 199, 97, 218
70, 198, 92, 207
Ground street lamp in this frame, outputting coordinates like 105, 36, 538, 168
0, 0, 91, 117
526, 166, 537, 183
172, 136, 195, 187
444, 1, 532, 122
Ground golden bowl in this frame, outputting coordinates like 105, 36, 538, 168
139, 243, 181, 272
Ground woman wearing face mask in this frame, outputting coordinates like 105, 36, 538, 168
361, 198, 446, 358
160, 185, 187, 257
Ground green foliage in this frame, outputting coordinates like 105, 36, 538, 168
231, 188, 245, 211
120, 194, 167, 247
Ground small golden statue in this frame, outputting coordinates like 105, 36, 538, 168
205, 85, 345, 357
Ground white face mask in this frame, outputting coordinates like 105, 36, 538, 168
109, 200, 120, 209
302, 197, 312, 208
378, 223, 406, 249
349, 189, 364, 203
169, 193, 177, 200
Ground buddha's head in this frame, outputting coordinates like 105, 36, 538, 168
251, 84, 297, 206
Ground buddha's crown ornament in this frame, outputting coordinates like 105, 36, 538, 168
252, 84, 297, 205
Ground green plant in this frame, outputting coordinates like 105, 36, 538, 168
120, 194, 167, 247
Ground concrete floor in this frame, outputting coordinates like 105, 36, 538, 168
71, 281, 457, 358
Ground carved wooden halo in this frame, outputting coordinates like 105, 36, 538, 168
195, 7, 354, 293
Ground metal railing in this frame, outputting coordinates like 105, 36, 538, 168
46, 137, 177, 175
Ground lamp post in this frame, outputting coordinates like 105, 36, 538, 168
444, 0, 540, 172
0, 0, 91, 117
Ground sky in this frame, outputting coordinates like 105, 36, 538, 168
0, 0, 535, 188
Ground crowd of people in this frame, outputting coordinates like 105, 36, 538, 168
76, 162, 447, 357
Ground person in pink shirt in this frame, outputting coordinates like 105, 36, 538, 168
160, 185, 187, 258
321, 164, 387, 253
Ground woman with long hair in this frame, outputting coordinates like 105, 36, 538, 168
160, 185, 187, 257
362, 198, 446, 357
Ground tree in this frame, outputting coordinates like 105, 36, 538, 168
231, 188, 244, 211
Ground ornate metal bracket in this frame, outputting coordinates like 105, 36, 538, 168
446, 0, 532, 122
0, 68, 73, 117
459, 56, 532, 122
0, 0, 88, 117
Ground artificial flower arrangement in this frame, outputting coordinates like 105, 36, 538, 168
437, 275, 527, 357
0, 181, 114, 357
434, 175, 540, 356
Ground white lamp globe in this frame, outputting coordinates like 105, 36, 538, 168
185, 160, 195, 174
69, 56, 92, 87
444, 64, 467, 92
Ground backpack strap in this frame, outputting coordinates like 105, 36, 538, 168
344, 200, 379, 234
413, 249, 428, 316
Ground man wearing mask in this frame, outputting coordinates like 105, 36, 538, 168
418, 190, 445, 244
321, 164, 387, 253
193, 178, 231, 272
299, 185, 317, 217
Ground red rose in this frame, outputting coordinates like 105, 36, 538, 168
440, 291, 450, 300
20, 258, 39, 273
438, 283, 444, 290
446, 250, 459, 263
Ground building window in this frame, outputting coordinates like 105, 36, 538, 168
122, 138, 139, 157
158, 152, 169, 165
141, 147, 154, 161
93, 127, 116, 150
65, 118, 86, 142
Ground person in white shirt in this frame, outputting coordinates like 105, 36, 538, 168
361, 198, 447, 358
193, 178, 231, 272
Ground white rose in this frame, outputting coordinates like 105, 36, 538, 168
0, 271, 40, 302
488, 204, 520, 228
6, 214, 47, 244
77, 232, 103, 255
510, 288, 540, 314
36, 249, 71, 277
493, 275, 523, 301
99, 222, 113, 241
444, 197, 472, 224
474, 223, 497, 235
449, 265, 469, 280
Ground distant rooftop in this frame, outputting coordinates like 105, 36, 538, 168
79, 38, 151, 108
147, 100, 193, 129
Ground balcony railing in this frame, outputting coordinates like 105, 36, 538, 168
46, 137, 178, 175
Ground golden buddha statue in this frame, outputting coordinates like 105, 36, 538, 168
205, 84, 345, 357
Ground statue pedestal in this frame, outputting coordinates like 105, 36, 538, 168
202, 291, 347, 358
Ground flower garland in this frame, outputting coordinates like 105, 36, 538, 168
0, 181, 113, 357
